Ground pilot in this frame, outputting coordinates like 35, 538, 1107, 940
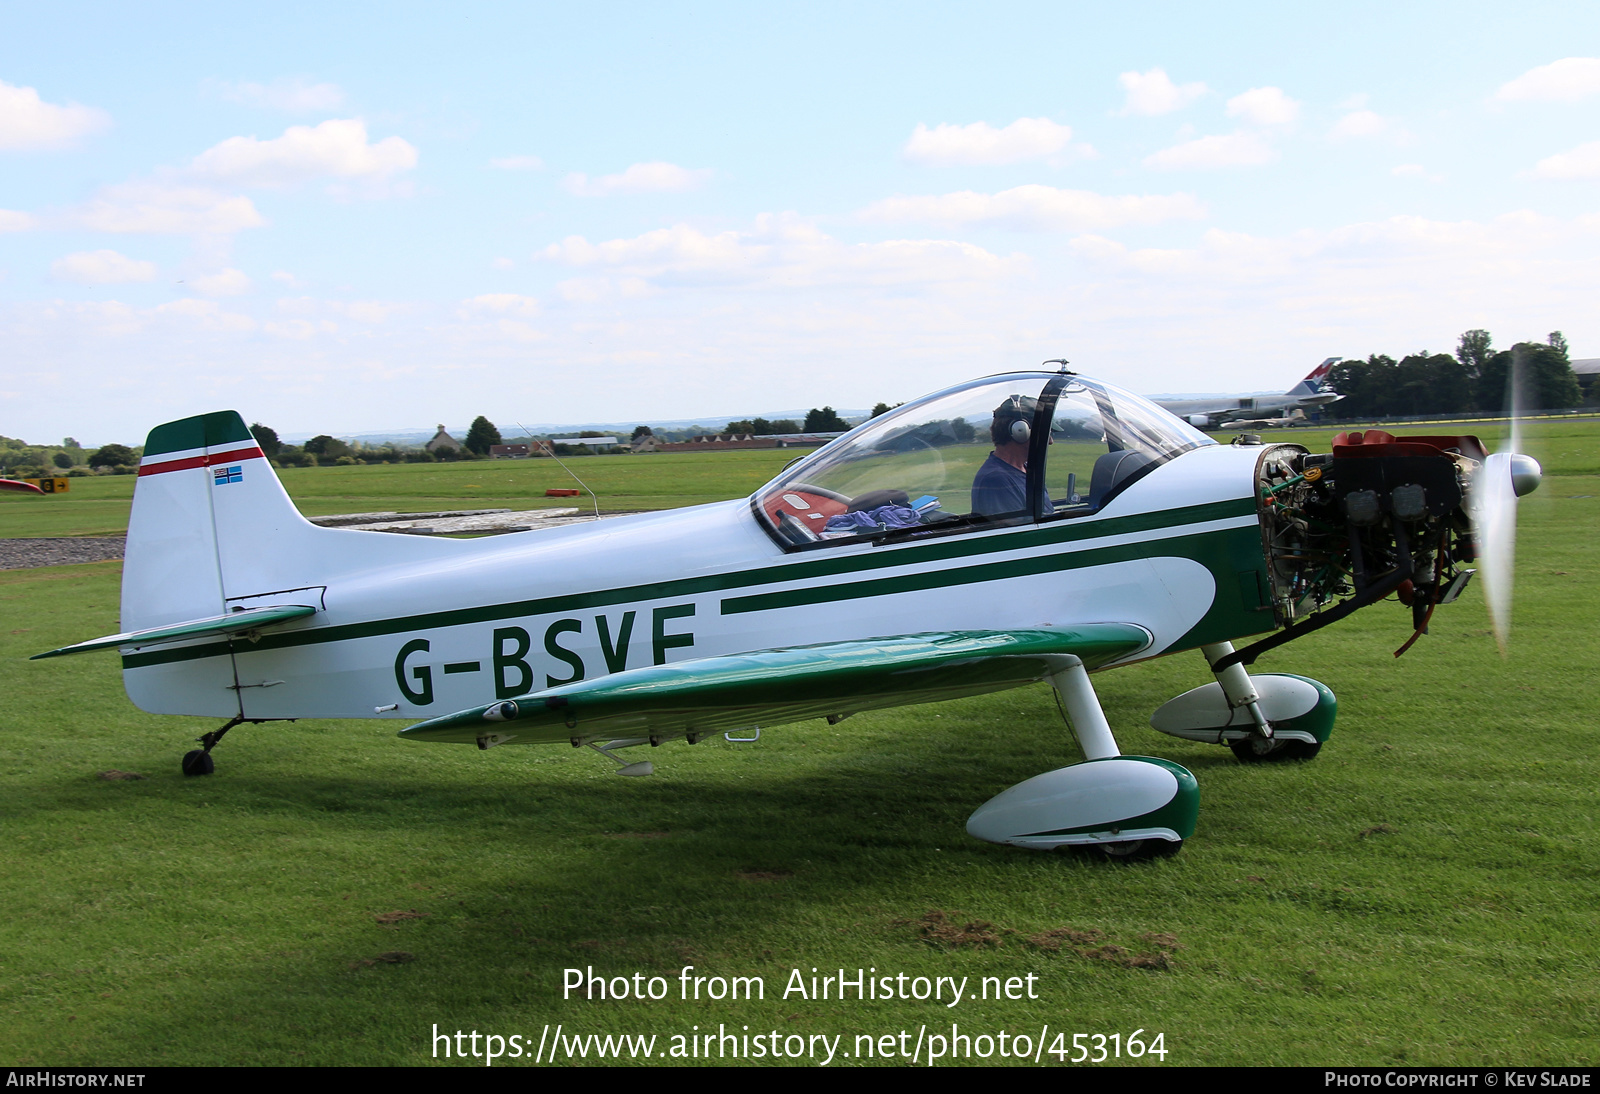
971, 395, 1046, 517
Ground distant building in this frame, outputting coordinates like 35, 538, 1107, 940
490, 443, 531, 459
533, 436, 619, 455
1573, 358, 1599, 402
425, 424, 460, 453
650, 432, 841, 452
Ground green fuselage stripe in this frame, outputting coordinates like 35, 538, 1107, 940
723, 527, 1247, 614
122, 497, 1256, 669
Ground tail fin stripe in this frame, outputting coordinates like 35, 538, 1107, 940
138, 445, 265, 477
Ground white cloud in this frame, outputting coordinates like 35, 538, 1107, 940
453, 294, 545, 342
1330, 109, 1398, 140
213, 77, 346, 112
153, 297, 256, 332
273, 296, 318, 315
23, 299, 146, 337
50, 250, 158, 284
489, 155, 544, 171
189, 268, 253, 296
859, 184, 1205, 231
537, 213, 1023, 290
1069, 211, 1581, 284
0, 209, 37, 231
563, 161, 711, 196
902, 118, 1074, 166
263, 318, 336, 339
75, 181, 266, 234
0, 80, 110, 150
189, 118, 418, 188
1226, 86, 1300, 127
458, 293, 541, 318
267, 295, 400, 322
1144, 131, 1276, 170
329, 300, 401, 323
1527, 140, 1600, 180
1117, 68, 1207, 116
1494, 57, 1600, 103
270, 269, 301, 286
555, 277, 651, 302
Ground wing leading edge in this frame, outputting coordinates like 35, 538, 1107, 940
399, 625, 1151, 745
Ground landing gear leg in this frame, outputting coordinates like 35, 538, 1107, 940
182, 715, 245, 777
1039, 658, 1188, 860
1047, 656, 1119, 760
1202, 643, 1322, 762
586, 738, 655, 777
1202, 641, 1273, 740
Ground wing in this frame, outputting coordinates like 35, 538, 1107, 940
31, 604, 317, 659
399, 624, 1150, 745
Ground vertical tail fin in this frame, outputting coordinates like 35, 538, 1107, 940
1284, 357, 1340, 397
122, 411, 311, 632
120, 410, 476, 718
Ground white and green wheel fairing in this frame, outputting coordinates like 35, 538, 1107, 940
966, 756, 1199, 851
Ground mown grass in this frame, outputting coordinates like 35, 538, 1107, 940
0, 425, 1595, 1067
3, 417, 1596, 540
0, 449, 802, 539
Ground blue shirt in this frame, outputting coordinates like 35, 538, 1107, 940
971, 453, 1034, 516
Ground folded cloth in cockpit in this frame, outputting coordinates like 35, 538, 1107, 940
824, 504, 922, 533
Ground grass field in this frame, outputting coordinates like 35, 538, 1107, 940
0, 449, 803, 539
1, 422, 1596, 1066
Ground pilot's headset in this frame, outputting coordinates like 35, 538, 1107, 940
990, 395, 1038, 447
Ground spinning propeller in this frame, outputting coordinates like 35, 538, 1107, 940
1469, 349, 1542, 654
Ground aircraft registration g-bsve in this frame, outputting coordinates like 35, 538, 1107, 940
35, 363, 1540, 859
1154, 358, 1345, 430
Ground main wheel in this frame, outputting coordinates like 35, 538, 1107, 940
181, 749, 215, 777
1088, 839, 1182, 861
1229, 737, 1322, 763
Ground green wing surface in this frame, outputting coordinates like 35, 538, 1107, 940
399, 625, 1150, 745
32, 604, 318, 660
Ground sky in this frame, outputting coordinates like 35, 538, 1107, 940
3, 1, 1598, 445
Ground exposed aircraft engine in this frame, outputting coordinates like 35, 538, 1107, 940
1232, 429, 1534, 668
1187, 414, 1211, 429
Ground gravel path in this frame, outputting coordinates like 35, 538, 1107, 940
0, 537, 126, 571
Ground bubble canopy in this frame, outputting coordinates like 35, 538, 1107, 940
753, 372, 1214, 549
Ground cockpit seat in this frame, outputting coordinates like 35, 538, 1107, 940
1088, 450, 1153, 508
847, 488, 910, 512
762, 482, 849, 531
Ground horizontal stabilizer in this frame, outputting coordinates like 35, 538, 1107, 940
32, 604, 317, 660
400, 625, 1150, 745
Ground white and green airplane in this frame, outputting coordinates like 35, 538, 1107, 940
35, 366, 1539, 859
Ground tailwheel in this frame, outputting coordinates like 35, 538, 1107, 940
1229, 736, 1322, 763
182, 715, 247, 776
181, 749, 215, 777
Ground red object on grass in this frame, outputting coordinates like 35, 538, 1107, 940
545, 488, 581, 497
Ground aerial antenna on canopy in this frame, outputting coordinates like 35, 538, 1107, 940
1043, 358, 1075, 375
517, 419, 601, 521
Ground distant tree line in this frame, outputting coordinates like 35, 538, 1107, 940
239, 415, 514, 468
1329, 330, 1585, 419
0, 434, 111, 477
723, 417, 802, 436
